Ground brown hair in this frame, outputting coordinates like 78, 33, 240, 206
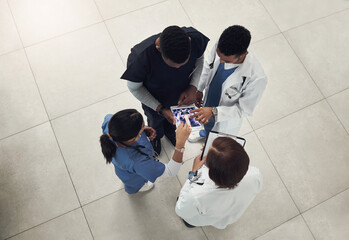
206, 137, 249, 188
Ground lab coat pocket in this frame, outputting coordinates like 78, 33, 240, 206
224, 86, 242, 102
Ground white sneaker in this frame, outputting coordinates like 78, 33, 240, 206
188, 130, 205, 143
139, 181, 154, 192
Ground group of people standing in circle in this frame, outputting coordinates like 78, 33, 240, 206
100, 25, 267, 229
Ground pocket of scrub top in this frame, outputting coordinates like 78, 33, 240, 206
224, 87, 242, 101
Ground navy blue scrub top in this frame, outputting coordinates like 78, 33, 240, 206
102, 114, 165, 194
121, 27, 209, 108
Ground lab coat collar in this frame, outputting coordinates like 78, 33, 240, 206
235, 52, 253, 78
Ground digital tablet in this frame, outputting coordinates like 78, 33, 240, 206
170, 104, 202, 129
201, 131, 246, 159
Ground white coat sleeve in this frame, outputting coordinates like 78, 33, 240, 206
216, 75, 267, 122
197, 43, 217, 92
161, 159, 183, 177
175, 180, 201, 219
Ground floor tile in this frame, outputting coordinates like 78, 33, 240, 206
284, 10, 349, 97
0, 0, 22, 55
25, 23, 126, 119
105, 0, 192, 63
0, 123, 79, 239
200, 132, 298, 240
0, 50, 48, 139
261, 0, 349, 31
255, 216, 314, 240
327, 88, 349, 133
52, 91, 169, 205
303, 189, 349, 240
180, 0, 280, 51
83, 177, 208, 240
248, 34, 323, 129
256, 100, 349, 212
8, 0, 102, 46
95, 0, 164, 20
8, 209, 92, 240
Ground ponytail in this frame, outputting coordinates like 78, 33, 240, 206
100, 134, 117, 164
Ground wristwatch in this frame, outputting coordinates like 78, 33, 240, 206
212, 107, 218, 118
188, 170, 199, 182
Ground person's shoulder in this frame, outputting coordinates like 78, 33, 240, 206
245, 52, 267, 79
130, 33, 159, 57
101, 114, 113, 133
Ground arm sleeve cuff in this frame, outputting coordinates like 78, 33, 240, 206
162, 158, 183, 177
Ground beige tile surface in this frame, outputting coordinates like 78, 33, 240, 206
177, 132, 299, 240
0, 123, 79, 239
25, 23, 126, 119
8, 209, 93, 240
51, 91, 164, 205
255, 216, 314, 240
256, 100, 349, 212
327, 88, 349, 133
0, 50, 48, 139
105, 0, 192, 63
261, 0, 349, 31
303, 189, 349, 240
284, 10, 349, 97
8, 0, 102, 46
0, 0, 22, 55
95, 0, 164, 20
180, 0, 280, 51
248, 34, 323, 129
83, 177, 207, 240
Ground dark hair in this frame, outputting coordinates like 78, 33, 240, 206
206, 137, 249, 189
159, 26, 191, 64
100, 109, 143, 164
217, 25, 251, 57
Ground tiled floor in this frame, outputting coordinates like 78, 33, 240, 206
1, 0, 348, 239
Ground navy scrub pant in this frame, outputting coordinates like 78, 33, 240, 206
142, 104, 176, 145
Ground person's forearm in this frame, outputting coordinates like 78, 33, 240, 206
127, 81, 160, 111
190, 54, 204, 88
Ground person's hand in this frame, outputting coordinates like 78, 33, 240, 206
192, 155, 207, 172
190, 107, 213, 124
178, 85, 197, 106
175, 122, 192, 148
144, 126, 157, 141
195, 91, 203, 108
162, 108, 176, 125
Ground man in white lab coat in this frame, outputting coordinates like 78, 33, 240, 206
175, 137, 262, 229
190, 25, 267, 141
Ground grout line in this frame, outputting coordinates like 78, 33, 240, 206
3, 207, 81, 240
324, 99, 349, 135
250, 214, 302, 240
49, 90, 128, 121
0, 121, 48, 141
80, 207, 95, 240
251, 98, 325, 132
177, 0, 195, 27
101, 0, 169, 22
300, 214, 317, 240
253, 131, 302, 213
280, 7, 349, 33
325, 86, 349, 99
82, 188, 125, 207
0, 47, 23, 58
200, 227, 210, 240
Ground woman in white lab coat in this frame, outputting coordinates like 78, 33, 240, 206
175, 137, 262, 229
190, 25, 267, 139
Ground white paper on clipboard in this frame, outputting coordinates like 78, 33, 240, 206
201, 131, 246, 159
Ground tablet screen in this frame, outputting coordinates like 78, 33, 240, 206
201, 131, 246, 159
170, 105, 201, 128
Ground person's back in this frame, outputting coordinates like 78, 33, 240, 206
175, 137, 262, 229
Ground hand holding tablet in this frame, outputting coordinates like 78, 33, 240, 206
170, 104, 202, 129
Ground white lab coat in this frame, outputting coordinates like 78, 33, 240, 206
198, 43, 267, 135
175, 165, 262, 229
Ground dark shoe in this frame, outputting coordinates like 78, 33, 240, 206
150, 138, 161, 155
182, 219, 196, 228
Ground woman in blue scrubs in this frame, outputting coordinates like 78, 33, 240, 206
100, 109, 191, 194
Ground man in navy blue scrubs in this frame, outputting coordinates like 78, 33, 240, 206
121, 26, 209, 154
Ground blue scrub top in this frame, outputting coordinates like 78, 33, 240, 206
102, 114, 165, 194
